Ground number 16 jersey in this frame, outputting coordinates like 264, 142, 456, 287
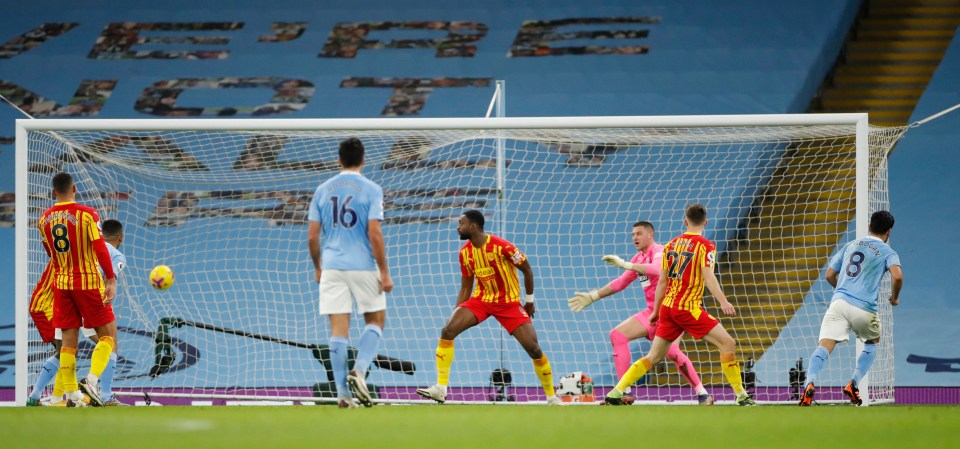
828, 236, 900, 313
308, 171, 384, 271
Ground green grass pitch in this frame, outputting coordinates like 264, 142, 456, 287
1, 404, 957, 448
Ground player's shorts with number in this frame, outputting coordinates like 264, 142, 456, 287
53, 288, 115, 329
655, 306, 719, 340
459, 297, 531, 334
319, 269, 386, 315
818, 299, 881, 341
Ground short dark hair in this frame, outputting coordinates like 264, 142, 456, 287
339, 137, 365, 168
52, 172, 74, 194
685, 203, 707, 225
633, 221, 654, 233
101, 219, 123, 238
869, 210, 895, 234
462, 209, 485, 229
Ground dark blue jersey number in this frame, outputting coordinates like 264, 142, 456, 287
330, 195, 358, 228
845, 251, 865, 278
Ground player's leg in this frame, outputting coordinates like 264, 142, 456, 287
348, 271, 386, 407
84, 325, 119, 404
610, 311, 649, 383
664, 341, 709, 400
510, 320, 560, 404
416, 305, 481, 403
319, 269, 356, 407
802, 301, 850, 405
700, 323, 753, 406
27, 313, 59, 405
52, 290, 85, 406
846, 307, 881, 405
76, 290, 116, 407
606, 335, 672, 402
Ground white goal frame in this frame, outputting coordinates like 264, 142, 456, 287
15, 113, 875, 406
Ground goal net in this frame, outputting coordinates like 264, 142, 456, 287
15, 115, 905, 405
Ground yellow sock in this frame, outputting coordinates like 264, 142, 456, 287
616, 357, 652, 392
52, 367, 64, 398
532, 355, 556, 397
90, 336, 115, 377
59, 347, 78, 393
720, 353, 746, 396
435, 339, 455, 386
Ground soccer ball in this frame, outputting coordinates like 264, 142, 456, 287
150, 265, 174, 290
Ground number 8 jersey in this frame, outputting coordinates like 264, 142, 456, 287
37, 201, 115, 290
308, 171, 385, 271
828, 236, 901, 313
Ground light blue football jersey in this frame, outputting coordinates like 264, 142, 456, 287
828, 236, 900, 313
308, 171, 385, 271
107, 242, 126, 276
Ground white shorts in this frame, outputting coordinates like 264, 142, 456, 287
818, 299, 881, 342
319, 269, 386, 315
54, 327, 98, 340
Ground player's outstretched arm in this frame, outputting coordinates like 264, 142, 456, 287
702, 265, 735, 316
889, 265, 903, 306
567, 284, 615, 312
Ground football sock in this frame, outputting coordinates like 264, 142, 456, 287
100, 352, 118, 402
435, 339, 455, 387
532, 355, 556, 397
609, 328, 632, 381
329, 336, 350, 398
667, 344, 706, 395
89, 336, 115, 378
353, 324, 383, 376
807, 345, 830, 385
29, 355, 60, 400
853, 343, 878, 385
59, 347, 78, 393
615, 357, 652, 393
720, 353, 746, 397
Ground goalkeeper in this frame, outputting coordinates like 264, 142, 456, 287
568, 221, 712, 405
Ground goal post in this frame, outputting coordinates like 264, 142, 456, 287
15, 114, 903, 406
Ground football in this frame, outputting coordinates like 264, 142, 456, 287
150, 265, 175, 290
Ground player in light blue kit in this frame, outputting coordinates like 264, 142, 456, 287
800, 211, 903, 406
308, 137, 394, 409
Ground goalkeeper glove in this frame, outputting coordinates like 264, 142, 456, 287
568, 291, 601, 312
602, 254, 633, 270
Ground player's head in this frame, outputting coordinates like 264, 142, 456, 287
632, 221, 655, 250
339, 137, 365, 169
684, 203, 707, 227
869, 210, 895, 240
458, 209, 485, 240
51, 172, 76, 198
102, 219, 123, 246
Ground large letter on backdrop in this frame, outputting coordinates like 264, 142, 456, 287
508, 17, 660, 57
88, 22, 244, 60
134, 77, 315, 117
339, 77, 492, 116
0, 79, 116, 116
321, 21, 487, 58
0, 23, 78, 59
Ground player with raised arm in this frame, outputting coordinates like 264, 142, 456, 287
604, 204, 755, 406
308, 137, 393, 409
568, 221, 712, 405
799, 210, 902, 406
37, 172, 117, 407
416, 210, 562, 405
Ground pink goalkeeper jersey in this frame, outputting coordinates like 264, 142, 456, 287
608, 243, 664, 310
